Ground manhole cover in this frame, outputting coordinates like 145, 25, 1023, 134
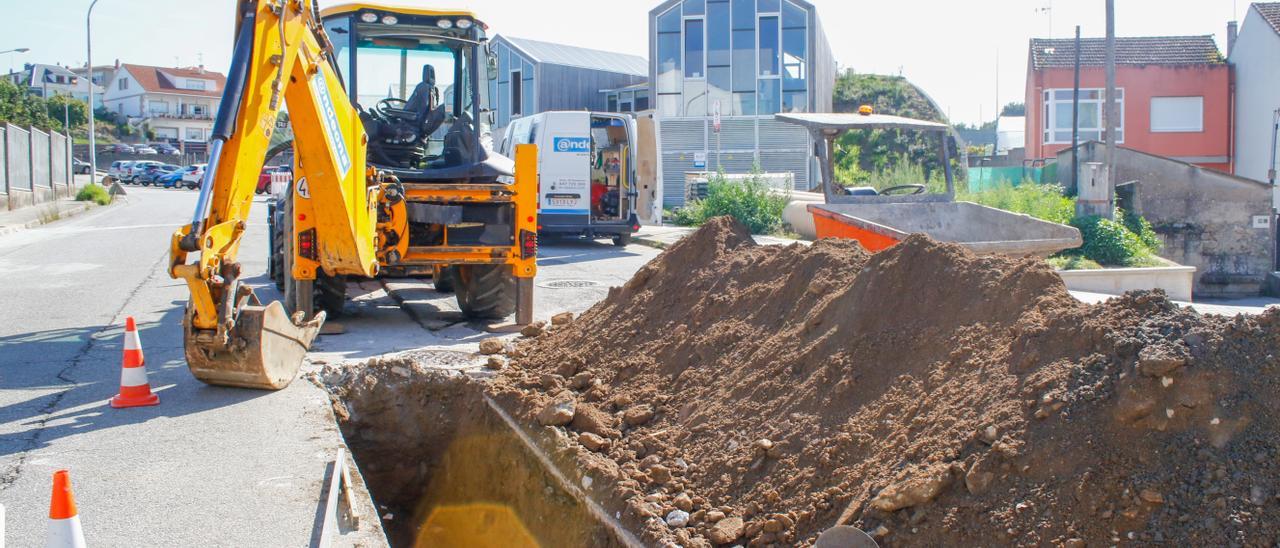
539, 279, 601, 289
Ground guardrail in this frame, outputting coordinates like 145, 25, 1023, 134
1, 122, 76, 210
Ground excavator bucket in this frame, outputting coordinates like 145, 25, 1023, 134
184, 301, 325, 390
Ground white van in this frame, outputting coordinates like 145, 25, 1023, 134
499, 111, 639, 246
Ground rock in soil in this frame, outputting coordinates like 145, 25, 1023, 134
485, 356, 505, 370
536, 396, 576, 426
707, 516, 744, 544
485, 217, 1280, 547
578, 432, 610, 452
520, 321, 547, 338
478, 338, 505, 355
551, 311, 575, 326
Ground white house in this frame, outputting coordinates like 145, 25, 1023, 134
101, 63, 225, 143
3, 63, 104, 108
1230, 3, 1280, 184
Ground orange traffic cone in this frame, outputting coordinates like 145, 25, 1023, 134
110, 316, 159, 409
47, 470, 86, 548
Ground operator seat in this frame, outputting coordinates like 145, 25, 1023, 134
364, 65, 447, 167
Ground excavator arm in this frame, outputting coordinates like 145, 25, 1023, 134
169, 0, 377, 389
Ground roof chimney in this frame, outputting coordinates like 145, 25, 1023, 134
114, 58, 120, 69
1228, 20, 1239, 57
197, 64, 205, 74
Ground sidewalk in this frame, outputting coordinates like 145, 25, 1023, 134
633, 224, 807, 249
0, 174, 103, 237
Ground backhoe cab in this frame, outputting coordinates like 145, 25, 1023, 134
169, 1, 537, 390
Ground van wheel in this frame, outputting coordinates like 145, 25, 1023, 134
612, 233, 632, 247
453, 264, 516, 319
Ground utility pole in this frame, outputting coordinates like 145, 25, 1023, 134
86, 0, 102, 184
1072, 26, 1081, 190
1103, 0, 1117, 219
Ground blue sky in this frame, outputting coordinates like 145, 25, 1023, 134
0, 0, 1242, 124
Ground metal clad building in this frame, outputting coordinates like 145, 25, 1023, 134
649, 0, 835, 205
489, 36, 648, 129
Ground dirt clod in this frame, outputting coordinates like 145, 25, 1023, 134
521, 321, 547, 338
578, 432, 610, 452
537, 396, 576, 426
487, 217, 1280, 546
551, 311, 575, 326
478, 338, 505, 355
485, 356, 505, 370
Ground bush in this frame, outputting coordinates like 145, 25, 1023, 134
671, 171, 789, 235
1121, 208, 1162, 253
1070, 215, 1153, 266
75, 183, 112, 206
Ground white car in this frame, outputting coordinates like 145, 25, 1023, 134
126, 161, 161, 183
107, 161, 134, 181
182, 164, 207, 189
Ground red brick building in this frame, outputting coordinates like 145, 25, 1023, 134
1025, 36, 1231, 172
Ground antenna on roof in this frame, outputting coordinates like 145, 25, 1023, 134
1035, 0, 1053, 38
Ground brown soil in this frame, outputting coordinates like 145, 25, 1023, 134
486, 216, 1280, 547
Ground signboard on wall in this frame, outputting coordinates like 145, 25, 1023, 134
693, 152, 707, 169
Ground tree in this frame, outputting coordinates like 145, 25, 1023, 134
1000, 102, 1025, 117
0, 79, 56, 129
45, 94, 88, 131
831, 70, 957, 184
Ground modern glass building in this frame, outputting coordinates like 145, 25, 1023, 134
648, 0, 834, 204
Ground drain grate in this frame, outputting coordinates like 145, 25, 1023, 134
539, 279, 601, 289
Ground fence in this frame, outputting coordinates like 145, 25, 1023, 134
1, 123, 76, 210
967, 162, 1059, 193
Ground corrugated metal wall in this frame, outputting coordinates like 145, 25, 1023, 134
657, 115, 814, 206
0, 126, 6, 196
537, 64, 645, 114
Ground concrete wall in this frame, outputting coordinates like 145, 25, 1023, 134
1229, 7, 1280, 183
1, 123, 77, 210
1063, 142, 1273, 297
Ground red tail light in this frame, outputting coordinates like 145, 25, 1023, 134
519, 229, 537, 259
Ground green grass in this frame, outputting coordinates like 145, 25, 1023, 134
1047, 255, 1102, 270
75, 183, 112, 206
957, 181, 1075, 226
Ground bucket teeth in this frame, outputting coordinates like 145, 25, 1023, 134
185, 301, 326, 390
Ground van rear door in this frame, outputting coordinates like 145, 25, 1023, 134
537, 112, 591, 229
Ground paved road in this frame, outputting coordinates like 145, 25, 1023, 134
0, 186, 660, 546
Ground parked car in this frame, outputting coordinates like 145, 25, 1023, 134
126, 161, 161, 183
158, 170, 186, 188
256, 166, 284, 194
105, 144, 135, 154
107, 160, 134, 181
140, 164, 181, 186
133, 146, 158, 155
149, 142, 180, 155
72, 158, 92, 175
182, 164, 207, 189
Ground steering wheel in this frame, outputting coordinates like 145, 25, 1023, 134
376, 98, 409, 118
879, 184, 927, 196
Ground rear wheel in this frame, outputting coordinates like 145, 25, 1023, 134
612, 233, 632, 247
433, 265, 456, 293
453, 264, 516, 319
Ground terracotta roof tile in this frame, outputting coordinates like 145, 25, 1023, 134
119, 63, 226, 98
1029, 36, 1225, 70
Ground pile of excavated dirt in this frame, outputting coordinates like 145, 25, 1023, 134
486, 216, 1280, 547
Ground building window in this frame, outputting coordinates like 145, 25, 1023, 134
620, 91, 634, 112
730, 0, 755, 115
684, 19, 705, 79
511, 70, 523, 117
656, 5, 683, 115
607, 93, 618, 112
148, 100, 169, 115
1042, 88, 1124, 144
118, 78, 128, 90
185, 127, 203, 141
1150, 96, 1203, 133
184, 79, 206, 91
635, 90, 650, 111
758, 16, 779, 77
190, 104, 207, 117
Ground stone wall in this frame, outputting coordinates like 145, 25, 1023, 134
1061, 142, 1273, 297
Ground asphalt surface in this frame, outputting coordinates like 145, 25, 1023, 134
0, 186, 660, 546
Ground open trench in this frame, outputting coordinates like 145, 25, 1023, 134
321, 358, 638, 547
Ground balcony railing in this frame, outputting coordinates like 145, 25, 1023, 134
147, 112, 214, 120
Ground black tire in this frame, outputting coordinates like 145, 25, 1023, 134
316, 273, 347, 317
269, 202, 285, 290
434, 266, 456, 293
454, 264, 516, 319
613, 233, 632, 247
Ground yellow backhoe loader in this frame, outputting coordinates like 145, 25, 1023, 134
169, 1, 537, 390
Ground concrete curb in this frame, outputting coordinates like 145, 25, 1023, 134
630, 235, 673, 250
0, 200, 104, 238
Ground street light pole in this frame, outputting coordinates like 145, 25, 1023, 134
86, 0, 102, 184
0, 48, 30, 75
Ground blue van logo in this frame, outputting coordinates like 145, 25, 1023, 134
553, 137, 590, 153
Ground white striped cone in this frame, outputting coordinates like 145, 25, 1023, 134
47, 471, 85, 548
110, 317, 158, 408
